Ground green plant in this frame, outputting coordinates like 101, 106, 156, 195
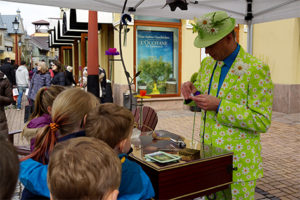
138, 57, 172, 84
158, 82, 166, 93
137, 79, 146, 86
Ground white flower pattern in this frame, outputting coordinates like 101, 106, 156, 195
233, 61, 249, 76
194, 47, 273, 187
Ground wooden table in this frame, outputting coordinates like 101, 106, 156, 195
129, 130, 233, 200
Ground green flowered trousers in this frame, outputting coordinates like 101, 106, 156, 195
206, 180, 256, 200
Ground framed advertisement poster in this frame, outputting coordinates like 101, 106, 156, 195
135, 24, 180, 96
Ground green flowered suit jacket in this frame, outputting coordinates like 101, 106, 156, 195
194, 46, 274, 182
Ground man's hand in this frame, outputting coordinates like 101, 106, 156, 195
181, 81, 197, 100
190, 94, 221, 111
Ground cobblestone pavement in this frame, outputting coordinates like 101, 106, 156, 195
6, 101, 300, 199
155, 110, 300, 200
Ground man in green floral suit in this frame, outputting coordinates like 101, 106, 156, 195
182, 11, 273, 200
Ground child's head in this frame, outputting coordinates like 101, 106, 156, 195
49, 88, 98, 134
0, 139, 19, 200
30, 85, 65, 120
27, 88, 100, 163
85, 103, 134, 154
48, 137, 121, 200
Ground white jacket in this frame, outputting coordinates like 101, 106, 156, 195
16, 65, 29, 87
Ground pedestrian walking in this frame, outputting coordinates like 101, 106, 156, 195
16, 61, 30, 110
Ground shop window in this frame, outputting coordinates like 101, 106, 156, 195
134, 20, 181, 97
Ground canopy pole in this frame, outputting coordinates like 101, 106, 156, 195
118, 0, 135, 110
245, 0, 253, 54
247, 21, 253, 54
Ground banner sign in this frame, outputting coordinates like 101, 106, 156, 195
137, 30, 173, 66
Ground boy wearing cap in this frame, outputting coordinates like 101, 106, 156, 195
182, 11, 273, 199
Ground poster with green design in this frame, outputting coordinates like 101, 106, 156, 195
137, 30, 174, 94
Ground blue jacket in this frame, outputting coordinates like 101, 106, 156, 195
20, 131, 85, 200
20, 146, 155, 200
118, 154, 155, 200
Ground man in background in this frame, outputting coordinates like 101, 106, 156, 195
0, 57, 16, 108
0, 57, 15, 86
16, 61, 29, 110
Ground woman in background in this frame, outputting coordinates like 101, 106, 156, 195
50, 60, 65, 86
28, 62, 51, 107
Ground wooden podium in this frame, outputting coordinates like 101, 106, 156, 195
129, 130, 233, 199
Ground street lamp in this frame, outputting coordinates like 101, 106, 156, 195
18, 39, 22, 64
12, 17, 19, 65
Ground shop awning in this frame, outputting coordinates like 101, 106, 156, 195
63, 8, 110, 35
49, 30, 72, 48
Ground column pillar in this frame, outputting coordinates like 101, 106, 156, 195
80, 33, 86, 85
74, 39, 79, 83
87, 10, 99, 98
59, 46, 63, 64
15, 34, 18, 65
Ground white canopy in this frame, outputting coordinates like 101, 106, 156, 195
4, 0, 300, 24
6, 0, 300, 53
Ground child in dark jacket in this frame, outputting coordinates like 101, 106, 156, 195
19, 88, 100, 200
85, 103, 155, 200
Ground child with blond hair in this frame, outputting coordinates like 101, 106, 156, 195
20, 88, 100, 200
85, 103, 155, 200
48, 137, 121, 200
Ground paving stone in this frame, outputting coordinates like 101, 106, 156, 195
270, 197, 281, 200
254, 192, 265, 199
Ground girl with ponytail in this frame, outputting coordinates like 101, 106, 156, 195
20, 88, 100, 200
22, 85, 65, 151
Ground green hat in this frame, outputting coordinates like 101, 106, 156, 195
192, 11, 235, 48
